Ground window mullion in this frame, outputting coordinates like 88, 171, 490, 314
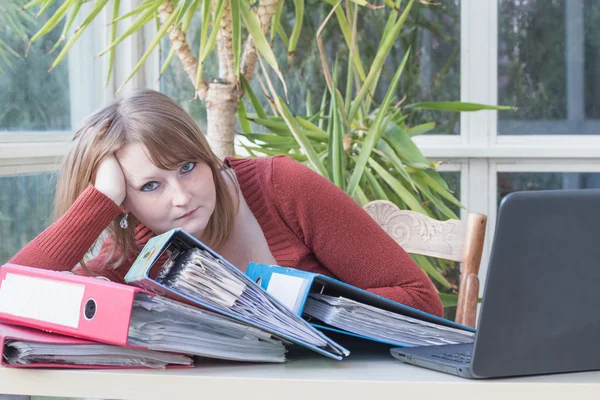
461, 0, 497, 148
460, 0, 498, 302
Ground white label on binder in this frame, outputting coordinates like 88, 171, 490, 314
0, 273, 85, 328
266, 273, 309, 314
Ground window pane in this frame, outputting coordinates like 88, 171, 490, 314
409, 2, 461, 134
0, 173, 56, 264
160, 1, 460, 135
498, 0, 600, 135
439, 171, 461, 217
0, 8, 70, 132
497, 172, 600, 204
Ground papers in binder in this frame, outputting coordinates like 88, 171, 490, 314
4, 341, 192, 369
0, 322, 191, 369
125, 229, 349, 360
304, 294, 475, 347
246, 263, 476, 349
130, 293, 286, 362
158, 248, 340, 351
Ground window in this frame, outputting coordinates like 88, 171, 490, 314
1, 7, 70, 262
0, 18, 70, 132
0, 5, 153, 262
498, 0, 600, 135
0, 172, 56, 264
410, 0, 600, 294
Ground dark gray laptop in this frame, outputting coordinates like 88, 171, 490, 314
391, 189, 600, 378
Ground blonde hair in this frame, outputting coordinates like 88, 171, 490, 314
55, 89, 237, 271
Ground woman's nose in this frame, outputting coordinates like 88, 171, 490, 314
171, 181, 192, 207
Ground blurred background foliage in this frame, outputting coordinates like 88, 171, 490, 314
162, 0, 461, 135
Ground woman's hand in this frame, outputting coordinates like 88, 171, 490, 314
94, 154, 127, 206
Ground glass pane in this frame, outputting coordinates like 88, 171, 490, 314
160, 1, 460, 135
439, 171, 461, 217
409, 2, 461, 134
0, 7, 70, 132
498, 0, 600, 135
0, 173, 56, 264
497, 172, 600, 204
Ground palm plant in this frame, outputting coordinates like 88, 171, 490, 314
236, 1, 513, 306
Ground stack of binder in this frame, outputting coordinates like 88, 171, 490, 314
0, 230, 349, 368
0, 263, 286, 368
123, 228, 474, 356
0, 227, 476, 369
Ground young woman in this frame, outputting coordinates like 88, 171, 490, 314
8, 89, 444, 317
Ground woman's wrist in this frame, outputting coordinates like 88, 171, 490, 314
94, 184, 125, 206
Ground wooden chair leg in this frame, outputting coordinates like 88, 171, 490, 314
459, 273, 479, 328
455, 213, 486, 326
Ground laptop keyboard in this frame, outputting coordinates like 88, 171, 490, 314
432, 351, 472, 364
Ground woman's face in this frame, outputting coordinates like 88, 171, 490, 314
116, 143, 216, 239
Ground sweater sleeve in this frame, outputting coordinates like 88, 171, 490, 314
271, 156, 444, 317
7, 185, 123, 272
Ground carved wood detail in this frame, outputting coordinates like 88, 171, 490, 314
364, 200, 466, 261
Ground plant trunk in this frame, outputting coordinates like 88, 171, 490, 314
206, 0, 238, 159
158, 1, 208, 99
214, 0, 236, 84
206, 82, 242, 158
241, 0, 278, 82
159, 0, 277, 159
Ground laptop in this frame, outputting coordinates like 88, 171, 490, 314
391, 189, 600, 378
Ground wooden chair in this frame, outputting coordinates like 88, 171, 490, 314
363, 200, 487, 328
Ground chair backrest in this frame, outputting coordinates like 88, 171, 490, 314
363, 200, 487, 328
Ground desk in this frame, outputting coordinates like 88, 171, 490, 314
1, 352, 600, 400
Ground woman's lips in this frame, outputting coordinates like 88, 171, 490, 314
176, 207, 199, 220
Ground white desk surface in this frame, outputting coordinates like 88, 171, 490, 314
1, 350, 600, 400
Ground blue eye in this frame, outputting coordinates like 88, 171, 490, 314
141, 181, 160, 192
181, 162, 196, 173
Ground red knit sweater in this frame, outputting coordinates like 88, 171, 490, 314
8, 155, 444, 316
